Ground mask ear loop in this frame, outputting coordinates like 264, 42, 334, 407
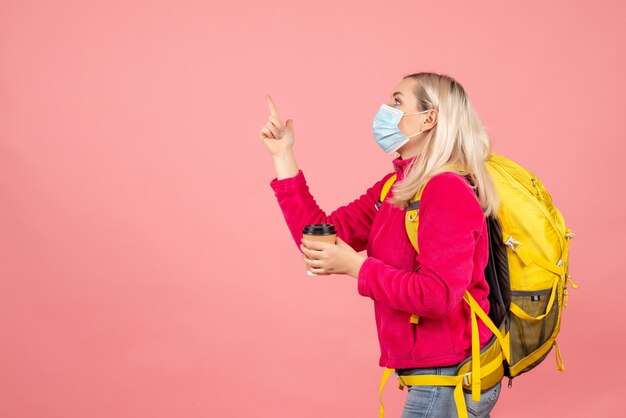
406, 130, 423, 139
403, 109, 431, 117
402, 109, 435, 138
406, 121, 438, 139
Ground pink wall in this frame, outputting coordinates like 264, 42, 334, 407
1, 0, 623, 416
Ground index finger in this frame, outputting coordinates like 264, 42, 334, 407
302, 239, 329, 250
266, 94, 281, 119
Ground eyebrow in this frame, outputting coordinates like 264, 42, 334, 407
392, 92, 404, 97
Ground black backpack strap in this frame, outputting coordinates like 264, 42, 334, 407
406, 200, 420, 211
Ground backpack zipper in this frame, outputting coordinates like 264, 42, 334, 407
531, 177, 540, 198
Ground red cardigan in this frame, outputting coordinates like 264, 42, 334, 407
269, 154, 492, 369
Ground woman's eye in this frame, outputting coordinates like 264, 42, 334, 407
394, 98, 401, 105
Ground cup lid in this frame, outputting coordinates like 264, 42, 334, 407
302, 223, 337, 235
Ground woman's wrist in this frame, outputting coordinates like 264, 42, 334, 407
349, 255, 367, 279
272, 148, 299, 179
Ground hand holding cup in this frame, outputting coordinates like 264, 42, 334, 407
300, 224, 366, 278
301, 224, 337, 276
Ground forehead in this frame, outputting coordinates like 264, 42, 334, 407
391, 77, 417, 96
390, 77, 417, 100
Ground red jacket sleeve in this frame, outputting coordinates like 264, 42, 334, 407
270, 170, 395, 253
356, 173, 485, 319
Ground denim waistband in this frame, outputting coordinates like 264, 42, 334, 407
395, 364, 460, 376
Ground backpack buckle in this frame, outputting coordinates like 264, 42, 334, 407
396, 373, 407, 390
463, 372, 472, 386
504, 236, 522, 252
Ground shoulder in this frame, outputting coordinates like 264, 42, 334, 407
421, 172, 483, 219
422, 172, 473, 199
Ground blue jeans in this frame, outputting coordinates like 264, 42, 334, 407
397, 365, 501, 418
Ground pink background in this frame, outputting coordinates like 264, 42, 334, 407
1, 0, 623, 416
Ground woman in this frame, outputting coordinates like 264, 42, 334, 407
260, 72, 502, 417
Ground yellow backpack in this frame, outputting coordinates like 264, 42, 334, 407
375, 153, 578, 418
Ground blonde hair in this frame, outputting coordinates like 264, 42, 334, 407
388, 72, 500, 218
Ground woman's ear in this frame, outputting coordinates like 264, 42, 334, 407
423, 109, 438, 130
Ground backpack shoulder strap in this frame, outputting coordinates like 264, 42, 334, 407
375, 173, 397, 210
404, 182, 428, 254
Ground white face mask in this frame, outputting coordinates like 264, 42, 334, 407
372, 104, 430, 154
